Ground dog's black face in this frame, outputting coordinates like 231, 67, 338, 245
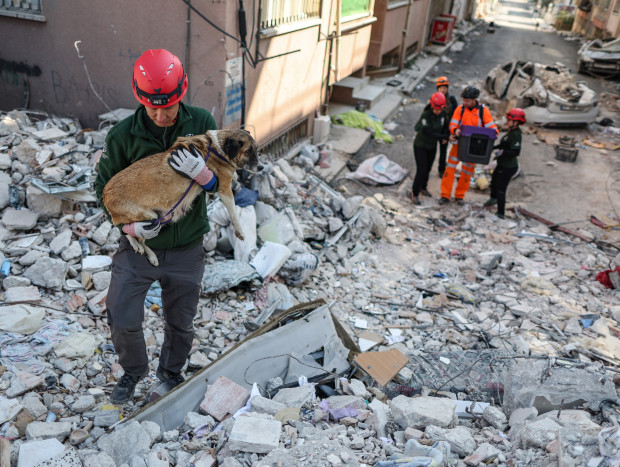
222, 132, 262, 173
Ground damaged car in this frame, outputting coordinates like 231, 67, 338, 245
578, 37, 620, 77
485, 60, 598, 127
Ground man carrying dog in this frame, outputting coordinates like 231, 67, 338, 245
95, 49, 218, 404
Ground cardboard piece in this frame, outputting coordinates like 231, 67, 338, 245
357, 330, 384, 352
354, 348, 409, 386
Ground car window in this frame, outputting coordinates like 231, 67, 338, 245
522, 63, 534, 76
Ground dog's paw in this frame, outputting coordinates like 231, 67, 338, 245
234, 231, 245, 241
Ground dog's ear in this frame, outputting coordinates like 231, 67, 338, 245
222, 137, 242, 158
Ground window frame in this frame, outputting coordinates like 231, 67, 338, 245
0, 0, 45, 21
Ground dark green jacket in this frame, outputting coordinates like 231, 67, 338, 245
94, 103, 218, 249
414, 106, 450, 150
494, 127, 521, 168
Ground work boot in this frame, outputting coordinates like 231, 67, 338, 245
496, 212, 505, 219
156, 366, 185, 388
411, 195, 421, 205
110, 373, 144, 404
455, 199, 465, 206
483, 197, 496, 207
438, 168, 445, 178
438, 197, 449, 205
421, 189, 432, 198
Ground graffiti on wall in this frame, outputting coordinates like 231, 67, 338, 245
50, 70, 119, 106
0, 58, 42, 86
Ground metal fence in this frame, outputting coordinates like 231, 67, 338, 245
260, 0, 321, 30
259, 118, 309, 159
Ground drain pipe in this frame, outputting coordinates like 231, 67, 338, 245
398, 0, 413, 71
421, 0, 433, 53
239, 0, 247, 126
335, 0, 341, 81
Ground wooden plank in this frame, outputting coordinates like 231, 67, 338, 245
515, 207, 592, 243
0, 438, 11, 467
354, 348, 409, 387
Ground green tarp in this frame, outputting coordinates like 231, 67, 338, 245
331, 110, 393, 143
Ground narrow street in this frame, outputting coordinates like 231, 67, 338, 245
346, 0, 620, 227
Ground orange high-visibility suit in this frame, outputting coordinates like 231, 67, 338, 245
441, 104, 498, 200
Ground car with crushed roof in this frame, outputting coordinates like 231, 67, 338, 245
578, 37, 620, 77
485, 60, 598, 127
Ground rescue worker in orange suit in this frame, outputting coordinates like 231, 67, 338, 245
439, 86, 498, 206
435, 77, 459, 177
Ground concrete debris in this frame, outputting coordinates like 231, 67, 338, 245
390, 396, 457, 429
1, 38, 619, 465
228, 413, 282, 453
503, 359, 617, 416
200, 375, 250, 421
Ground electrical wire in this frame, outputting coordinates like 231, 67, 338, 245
180, 0, 257, 68
73, 41, 113, 113
242, 353, 343, 393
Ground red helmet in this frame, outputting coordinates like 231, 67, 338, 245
436, 76, 450, 87
132, 49, 188, 108
506, 108, 526, 123
430, 92, 447, 110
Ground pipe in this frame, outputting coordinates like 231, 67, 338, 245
323, 33, 335, 114
421, 0, 433, 51
398, 0, 413, 71
255, 2, 261, 64
335, 0, 341, 81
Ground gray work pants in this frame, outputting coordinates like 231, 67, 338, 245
106, 236, 206, 378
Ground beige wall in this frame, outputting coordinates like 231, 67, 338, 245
1, 1, 375, 147
247, 26, 327, 145
0, 0, 231, 129
605, 1, 620, 38
367, 0, 433, 68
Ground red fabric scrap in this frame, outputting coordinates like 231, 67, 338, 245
596, 266, 620, 289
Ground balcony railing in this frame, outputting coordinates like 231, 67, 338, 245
260, 0, 321, 30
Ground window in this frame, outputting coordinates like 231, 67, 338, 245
0, 0, 45, 21
341, 0, 371, 18
613, 0, 620, 13
260, 0, 321, 30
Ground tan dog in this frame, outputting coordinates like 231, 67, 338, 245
103, 129, 261, 266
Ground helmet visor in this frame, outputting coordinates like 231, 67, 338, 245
133, 74, 186, 108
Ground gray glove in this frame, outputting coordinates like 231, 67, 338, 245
168, 145, 206, 180
122, 220, 162, 239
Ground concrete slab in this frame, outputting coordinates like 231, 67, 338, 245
370, 54, 441, 96
368, 92, 404, 122
312, 149, 350, 182
200, 375, 250, 421
333, 76, 368, 92
354, 83, 386, 108
327, 102, 354, 117
326, 125, 371, 156
228, 414, 282, 453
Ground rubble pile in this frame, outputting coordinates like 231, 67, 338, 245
0, 108, 620, 466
